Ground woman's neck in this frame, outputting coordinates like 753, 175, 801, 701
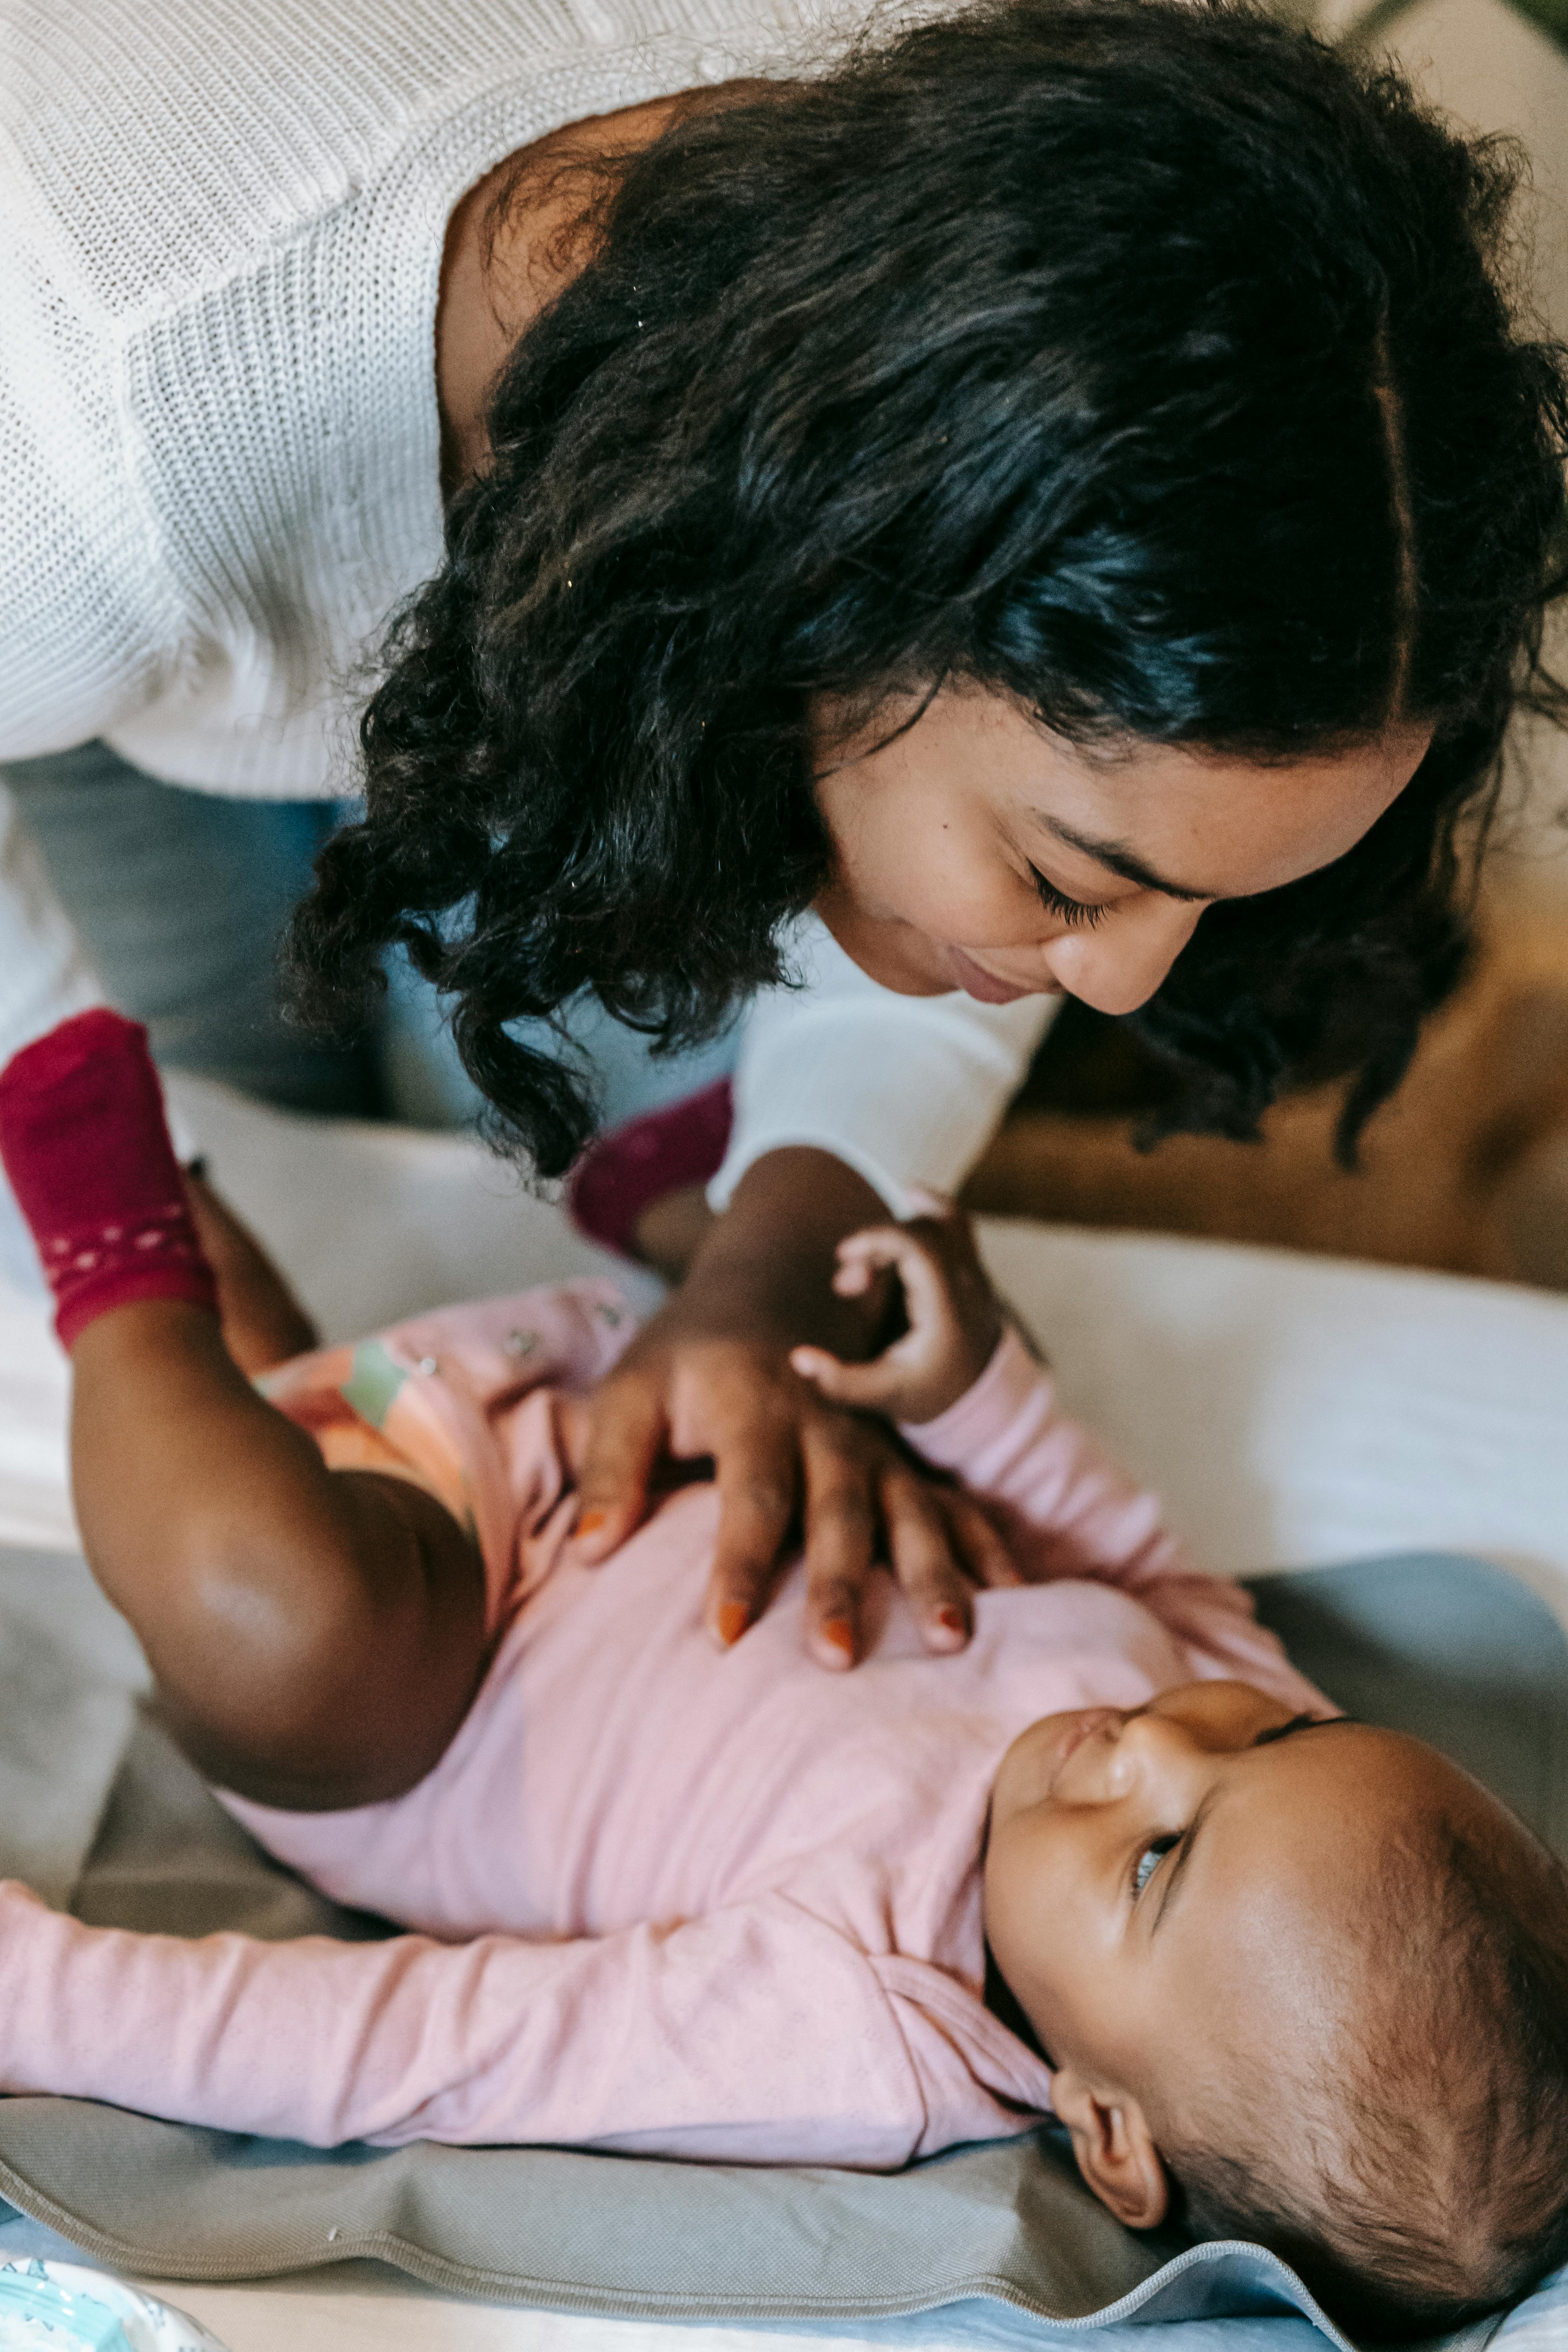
434, 91, 710, 501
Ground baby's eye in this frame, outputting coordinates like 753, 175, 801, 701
1132, 1833, 1181, 1898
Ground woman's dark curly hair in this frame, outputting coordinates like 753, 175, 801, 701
287, 0, 1568, 1177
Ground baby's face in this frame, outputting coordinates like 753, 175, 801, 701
983, 1684, 1455, 2184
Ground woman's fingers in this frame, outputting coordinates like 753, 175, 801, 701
568, 1245, 1014, 1668
797, 1421, 880, 1668
706, 1420, 801, 1649
938, 1485, 1023, 1590
879, 1474, 1021, 1652
570, 1369, 671, 1561
879, 1465, 980, 1651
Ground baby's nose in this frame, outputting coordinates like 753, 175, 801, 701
1112, 1705, 1197, 1782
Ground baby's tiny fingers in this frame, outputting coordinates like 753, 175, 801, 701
789, 1345, 904, 1408
831, 1257, 877, 1298
899, 1185, 957, 1221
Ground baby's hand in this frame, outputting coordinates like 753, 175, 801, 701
790, 1192, 1007, 1426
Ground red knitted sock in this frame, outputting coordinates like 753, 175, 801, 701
566, 1079, 734, 1261
0, 1009, 218, 1351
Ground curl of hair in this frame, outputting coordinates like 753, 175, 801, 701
286, 0, 1568, 1176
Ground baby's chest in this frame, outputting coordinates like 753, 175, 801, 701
510, 1570, 1194, 1939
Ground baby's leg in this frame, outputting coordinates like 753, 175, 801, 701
72, 1302, 485, 1809
0, 1013, 486, 1811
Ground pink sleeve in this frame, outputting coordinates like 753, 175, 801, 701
0, 1884, 933, 2166
903, 1332, 1329, 1710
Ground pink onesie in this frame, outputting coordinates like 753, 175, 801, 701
0, 1282, 1322, 2163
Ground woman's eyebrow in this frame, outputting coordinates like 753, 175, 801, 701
1032, 813, 1213, 905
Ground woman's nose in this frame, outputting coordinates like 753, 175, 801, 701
1040, 895, 1204, 1016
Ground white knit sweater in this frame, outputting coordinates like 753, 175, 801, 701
0, 0, 1051, 1209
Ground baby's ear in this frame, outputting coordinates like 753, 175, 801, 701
1050, 2065, 1170, 2230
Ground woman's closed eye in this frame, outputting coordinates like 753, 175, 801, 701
1132, 1832, 1181, 1898
1031, 868, 1109, 929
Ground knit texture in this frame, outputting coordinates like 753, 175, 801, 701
0, 0, 1056, 1220
0, 0, 873, 794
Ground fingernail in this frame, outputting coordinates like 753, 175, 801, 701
576, 1509, 608, 1540
937, 1604, 967, 1637
822, 1617, 855, 1661
717, 1602, 750, 1648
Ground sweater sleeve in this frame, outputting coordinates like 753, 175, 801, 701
1, 233, 176, 764
708, 914, 1056, 1217
902, 1332, 1330, 1708
0, 1883, 932, 2165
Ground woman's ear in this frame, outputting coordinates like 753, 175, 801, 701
1050, 2064, 1169, 2230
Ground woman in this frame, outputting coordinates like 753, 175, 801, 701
2, 0, 1563, 1662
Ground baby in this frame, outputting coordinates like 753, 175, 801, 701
2, 1011, 1568, 2340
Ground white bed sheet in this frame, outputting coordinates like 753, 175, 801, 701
1, 1078, 1566, 2352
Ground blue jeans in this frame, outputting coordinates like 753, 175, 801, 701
1, 742, 738, 1130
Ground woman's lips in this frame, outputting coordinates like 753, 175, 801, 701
942, 945, 1060, 1005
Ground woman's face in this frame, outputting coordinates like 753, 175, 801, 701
811, 687, 1432, 1011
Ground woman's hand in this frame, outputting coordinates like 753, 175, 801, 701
568, 1149, 1016, 1667
789, 1191, 1009, 1426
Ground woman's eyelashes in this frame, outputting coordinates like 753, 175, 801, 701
1132, 1832, 1182, 1898
1030, 868, 1109, 929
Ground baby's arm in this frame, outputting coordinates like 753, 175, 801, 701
0, 1013, 486, 1810
901, 1325, 1190, 1588
0, 1881, 932, 2164
792, 1198, 1185, 1583
793, 1203, 1312, 1696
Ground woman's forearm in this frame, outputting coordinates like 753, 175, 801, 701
678, 1146, 893, 1353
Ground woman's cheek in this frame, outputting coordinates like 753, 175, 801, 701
819, 772, 1047, 949
861, 823, 1041, 946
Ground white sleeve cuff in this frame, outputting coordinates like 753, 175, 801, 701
708, 914, 1058, 1217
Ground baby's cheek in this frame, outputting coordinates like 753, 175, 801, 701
982, 1814, 1077, 2025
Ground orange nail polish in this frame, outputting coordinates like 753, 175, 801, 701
717, 1602, 750, 1648
937, 1604, 966, 1636
577, 1509, 608, 1540
822, 1617, 855, 1660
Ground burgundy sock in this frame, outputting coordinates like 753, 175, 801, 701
0, 1009, 218, 1350
566, 1079, 735, 1261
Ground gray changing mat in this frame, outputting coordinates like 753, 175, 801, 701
0, 1551, 1559, 2351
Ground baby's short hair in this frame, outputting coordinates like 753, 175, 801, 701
1166, 1803, 1568, 2339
